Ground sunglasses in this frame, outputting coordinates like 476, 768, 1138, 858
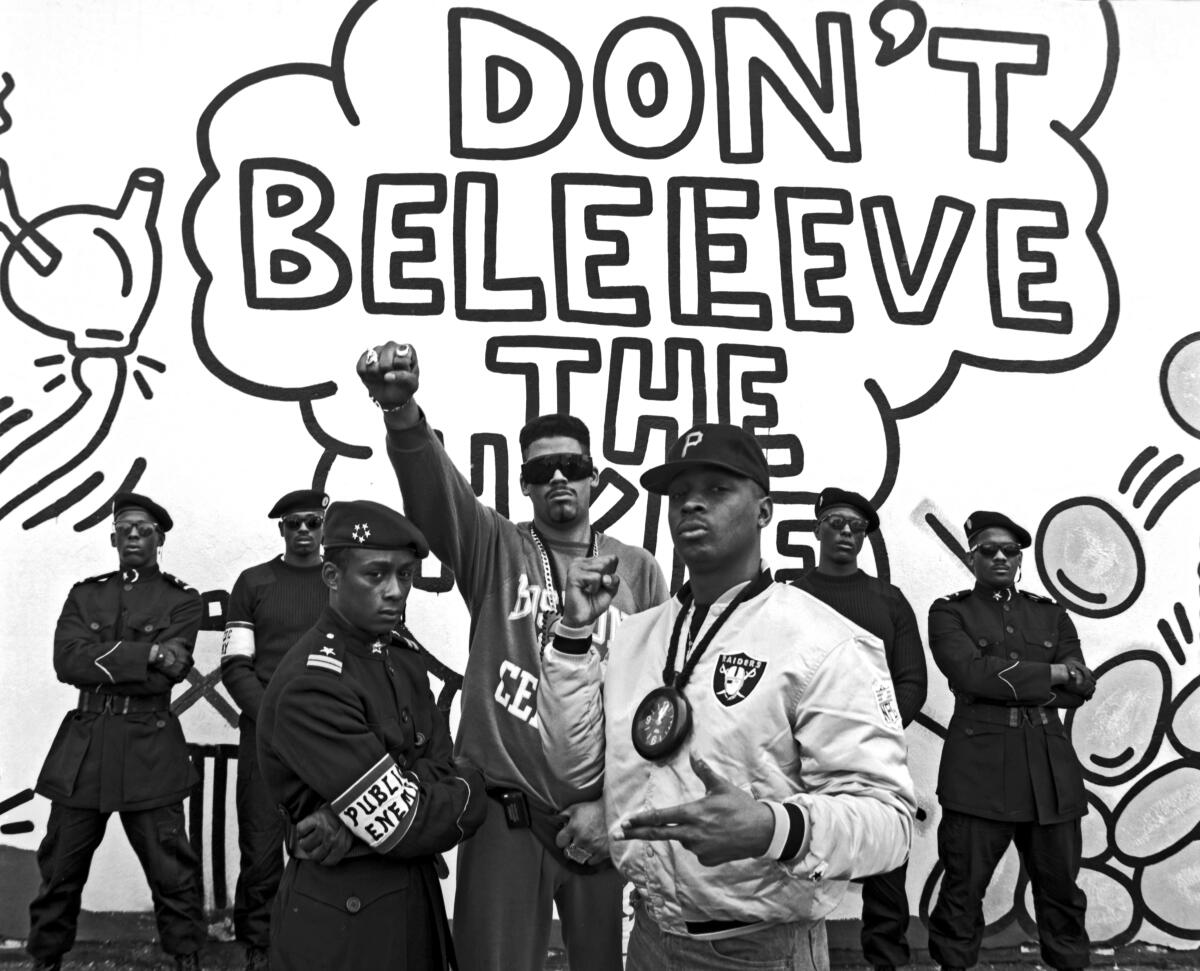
282, 515, 324, 531
972, 543, 1023, 558
521, 454, 595, 485
113, 522, 158, 538
820, 514, 870, 535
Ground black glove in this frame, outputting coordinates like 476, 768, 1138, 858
1062, 659, 1097, 699
155, 638, 194, 682
296, 806, 354, 866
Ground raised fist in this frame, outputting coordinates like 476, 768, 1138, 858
561, 554, 621, 628
357, 341, 420, 409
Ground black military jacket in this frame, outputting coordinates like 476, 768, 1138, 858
36, 564, 202, 811
257, 608, 485, 969
929, 583, 1089, 823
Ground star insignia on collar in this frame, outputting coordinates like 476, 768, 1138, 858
320, 646, 336, 656
352, 523, 371, 543
371, 639, 385, 654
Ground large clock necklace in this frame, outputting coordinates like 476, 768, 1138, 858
632, 569, 772, 762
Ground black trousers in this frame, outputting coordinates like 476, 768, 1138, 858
929, 810, 1089, 970
860, 861, 911, 968
27, 801, 205, 961
234, 720, 286, 948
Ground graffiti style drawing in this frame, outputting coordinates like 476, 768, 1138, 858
0, 788, 34, 836
870, 1, 926, 67
0, 73, 14, 136
0, 162, 165, 529
185, 0, 1118, 520
1161, 332, 1200, 441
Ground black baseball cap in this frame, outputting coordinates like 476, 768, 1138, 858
964, 510, 1032, 549
640, 424, 770, 495
815, 487, 880, 534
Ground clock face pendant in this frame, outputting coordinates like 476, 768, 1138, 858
632, 686, 693, 762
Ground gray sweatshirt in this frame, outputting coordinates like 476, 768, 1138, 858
386, 417, 668, 810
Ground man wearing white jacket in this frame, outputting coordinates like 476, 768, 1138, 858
538, 424, 916, 970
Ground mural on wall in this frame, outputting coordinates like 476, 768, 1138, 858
0, 161, 166, 529
2, 0, 1200, 954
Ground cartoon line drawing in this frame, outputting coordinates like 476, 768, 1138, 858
0, 160, 166, 529
184, 0, 1118, 519
0, 72, 15, 136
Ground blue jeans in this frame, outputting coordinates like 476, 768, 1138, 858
626, 900, 830, 971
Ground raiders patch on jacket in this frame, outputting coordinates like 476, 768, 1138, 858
713, 652, 766, 707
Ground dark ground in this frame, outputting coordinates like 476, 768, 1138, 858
2, 942, 1199, 970
1, 912, 1196, 969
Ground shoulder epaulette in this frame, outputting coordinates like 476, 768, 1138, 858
1020, 590, 1053, 604
938, 589, 972, 602
306, 632, 344, 675
73, 571, 117, 587
161, 572, 197, 592
391, 629, 419, 652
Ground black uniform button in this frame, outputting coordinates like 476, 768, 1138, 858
415, 732, 426, 746
345, 896, 362, 913
401, 710, 410, 723
1044, 640, 1053, 648
1005, 625, 1014, 634
89, 622, 100, 631
156, 719, 166, 728
1003, 604, 1011, 612
143, 624, 154, 633
977, 638, 988, 647
1009, 652, 1019, 660
965, 728, 975, 736
124, 584, 133, 592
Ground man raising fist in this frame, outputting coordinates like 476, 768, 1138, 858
538, 424, 917, 970
357, 342, 668, 971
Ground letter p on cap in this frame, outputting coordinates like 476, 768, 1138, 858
680, 430, 704, 456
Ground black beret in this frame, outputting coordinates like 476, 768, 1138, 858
964, 510, 1032, 549
112, 492, 173, 532
815, 487, 880, 533
641, 424, 770, 495
268, 489, 330, 518
323, 499, 429, 557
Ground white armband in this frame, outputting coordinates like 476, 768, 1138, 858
221, 622, 256, 660
332, 754, 420, 853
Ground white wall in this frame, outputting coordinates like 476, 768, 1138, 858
1, 0, 1198, 950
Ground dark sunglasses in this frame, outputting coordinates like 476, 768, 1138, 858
820, 514, 870, 536
972, 543, 1023, 558
282, 515, 324, 531
521, 454, 595, 485
113, 522, 158, 538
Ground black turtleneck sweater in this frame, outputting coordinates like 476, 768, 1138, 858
792, 569, 928, 725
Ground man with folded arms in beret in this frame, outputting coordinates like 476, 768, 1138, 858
927, 511, 1095, 971
793, 487, 927, 971
221, 489, 330, 971
257, 499, 487, 970
538, 425, 916, 970
28, 493, 206, 971
356, 342, 667, 971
